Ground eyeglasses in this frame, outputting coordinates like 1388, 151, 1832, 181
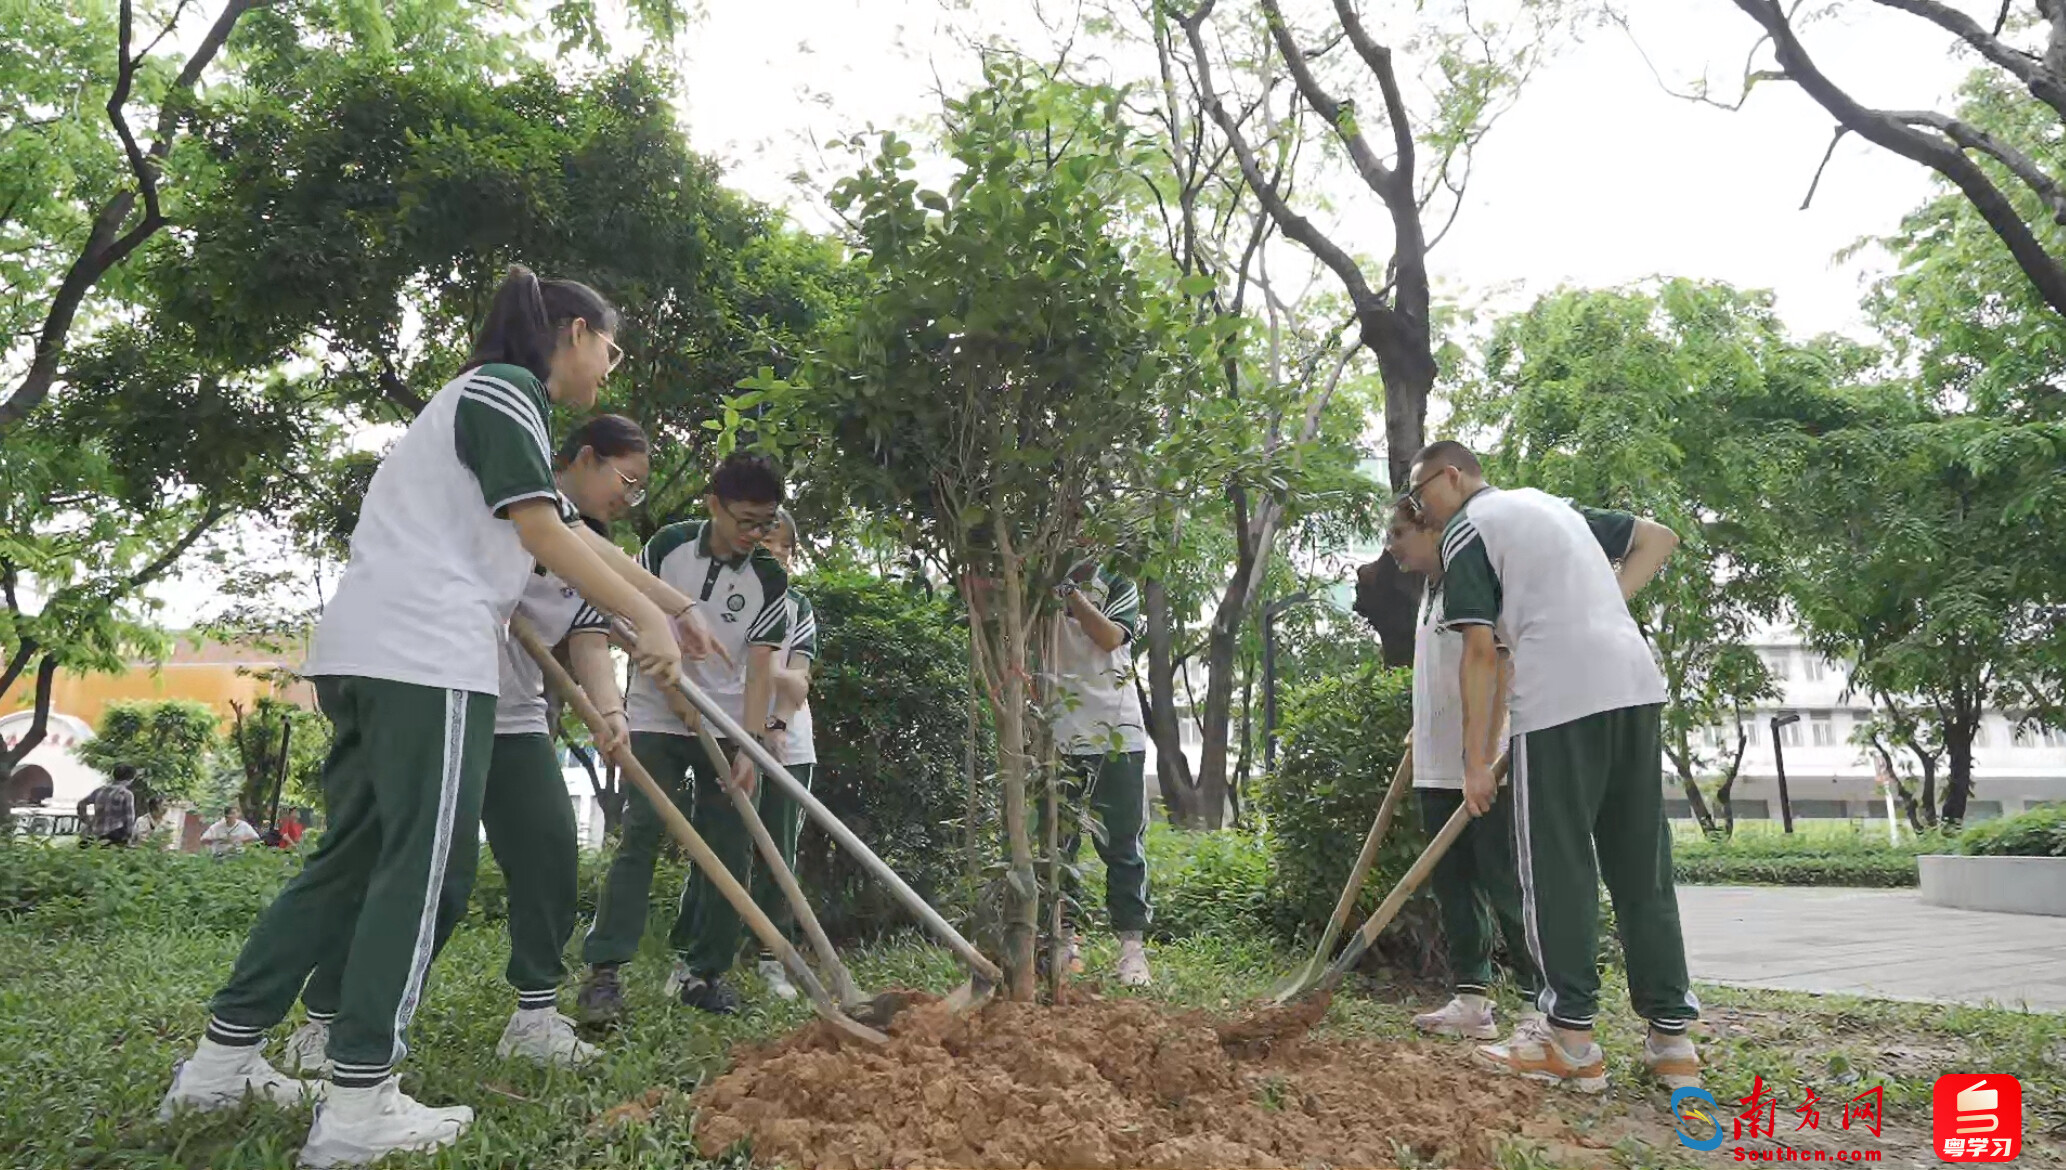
719, 499, 781, 536
601, 333, 624, 373
1394, 467, 1447, 520
613, 465, 646, 507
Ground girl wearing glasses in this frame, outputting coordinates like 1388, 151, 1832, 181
158, 267, 711, 1168
278, 413, 661, 1081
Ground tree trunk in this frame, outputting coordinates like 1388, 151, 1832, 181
1915, 750, 1940, 829
988, 546, 1039, 1003
0, 655, 61, 780
1366, 331, 1434, 490
966, 631, 983, 880
1193, 617, 1239, 830
1140, 577, 1202, 827
1711, 721, 1750, 838
1672, 755, 1720, 838
1941, 730, 1974, 826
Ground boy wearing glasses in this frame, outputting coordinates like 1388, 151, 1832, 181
1400, 440, 1696, 1094
579, 453, 791, 1019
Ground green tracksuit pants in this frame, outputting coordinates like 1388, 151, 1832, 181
749, 762, 814, 950
582, 731, 751, 978
1509, 703, 1698, 1034
1039, 751, 1152, 934
206, 676, 496, 1088
1416, 786, 1542, 997
299, 733, 580, 1020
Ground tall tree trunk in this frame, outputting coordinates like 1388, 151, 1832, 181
1194, 618, 1241, 830
965, 631, 983, 880
1140, 577, 1202, 827
1669, 748, 1721, 838
0, 655, 61, 779
1711, 721, 1750, 838
1941, 729, 1975, 826
1915, 750, 1940, 829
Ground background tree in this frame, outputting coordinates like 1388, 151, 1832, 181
755, 66, 1183, 998
225, 696, 329, 822
74, 698, 218, 807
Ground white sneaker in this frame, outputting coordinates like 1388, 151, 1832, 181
1644, 1029, 1703, 1090
496, 1008, 598, 1067
281, 1020, 334, 1077
661, 957, 693, 1001
1413, 994, 1499, 1040
1115, 935, 1152, 987
297, 1077, 472, 1168
757, 958, 800, 1002
157, 1038, 320, 1121
1473, 1014, 1608, 1094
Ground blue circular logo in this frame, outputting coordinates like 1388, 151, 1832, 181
1673, 1087, 1724, 1151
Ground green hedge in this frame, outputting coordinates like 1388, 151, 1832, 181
1670, 825, 1936, 887
0, 840, 303, 933
1959, 805, 2066, 858
1256, 662, 1445, 969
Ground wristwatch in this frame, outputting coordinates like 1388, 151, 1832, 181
764, 718, 790, 734
1053, 580, 1079, 600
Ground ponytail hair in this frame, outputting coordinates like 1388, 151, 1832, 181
465, 264, 620, 383
556, 413, 649, 468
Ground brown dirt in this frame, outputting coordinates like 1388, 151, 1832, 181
684, 992, 1618, 1170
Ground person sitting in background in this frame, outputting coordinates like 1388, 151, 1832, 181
132, 797, 170, 846
276, 809, 305, 848
201, 806, 261, 857
78, 765, 138, 847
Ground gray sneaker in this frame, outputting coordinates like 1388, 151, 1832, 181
575, 965, 625, 1027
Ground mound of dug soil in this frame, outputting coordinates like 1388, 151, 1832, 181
689, 992, 1600, 1169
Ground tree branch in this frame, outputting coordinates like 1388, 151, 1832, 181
127, 502, 230, 592
1330, 0, 1414, 192
0, 0, 265, 436
1799, 124, 1849, 210
1868, 0, 2066, 122
1889, 108, 2066, 223
1254, 0, 1397, 195
1176, 2, 1383, 315
1729, 0, 2066, 319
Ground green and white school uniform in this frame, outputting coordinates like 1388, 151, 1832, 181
583, 520, 788, 977
297, 560, 610, 1024
749, 589, 817, 944
1438, 485, 1695, 1035
1045, 568, 1151, 934
206, 362, 580, 1088
1410, 583, 1540, 1000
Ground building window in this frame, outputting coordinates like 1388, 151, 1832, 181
1973, 720, 1991, 749
1703, 724, 1726, 748
1762, 650, 1791, 679
2012, 722, 2036, 748
1775, 712, 1803, 748
1810, 712, 1835, 747
1791, 799, 1849, 819
1965, 800, 2004, 821
1803, 656, 1825, 682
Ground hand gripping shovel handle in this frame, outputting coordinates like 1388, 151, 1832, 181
624, 623, 1004, 988
1277, 740, 1415, 1002
510, 617, 887, 1046
651, 674, 865, 1008
1302, 751, 1511, 1000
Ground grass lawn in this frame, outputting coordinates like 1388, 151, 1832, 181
3, 843, 2060, 1169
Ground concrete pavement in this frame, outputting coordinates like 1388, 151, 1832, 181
1675, 885, 2066, 1013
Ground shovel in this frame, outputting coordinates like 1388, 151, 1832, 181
1274, 751, 1510, 1006
634, 627, 1003, 1013
509, 617, 888, 1046
644, 669, 865, 1009
1272, 740, 1415, 1004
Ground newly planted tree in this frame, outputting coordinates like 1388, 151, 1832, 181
755, 67, 1181, 997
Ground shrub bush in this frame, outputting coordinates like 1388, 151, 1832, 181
787, 567, 991, 941
0, 839, 301, 933
1958, 804, 2066, 858
1143, 824, 1273, 942
1671, 824, 1935, 887
1255, 661, 1446, 971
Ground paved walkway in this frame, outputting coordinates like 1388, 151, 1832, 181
1676, 885, 2066, 1013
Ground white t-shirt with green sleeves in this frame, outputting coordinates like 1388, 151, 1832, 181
770, 590, 818, 765
305, 363, 579, 696
1050, 568, 1148, 754
495, 558, 611, 737
624, 520, 790, 734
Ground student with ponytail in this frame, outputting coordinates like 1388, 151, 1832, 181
279, 414, 659, 1078
157, 268, 705, 1168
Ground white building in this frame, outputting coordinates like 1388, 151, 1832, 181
1671, 627, 2066, 822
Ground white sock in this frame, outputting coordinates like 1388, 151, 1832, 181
324, 1081, 382, 1106
191, 1037, 256, 1067
513, 1006, 556, 1024
1457, 993, 1491, 1010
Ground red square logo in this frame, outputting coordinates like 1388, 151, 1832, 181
1934, 1075, 2021, 1162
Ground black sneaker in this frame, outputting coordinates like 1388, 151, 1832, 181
676, 973, 740, 1016
575, 964, 626, 1026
